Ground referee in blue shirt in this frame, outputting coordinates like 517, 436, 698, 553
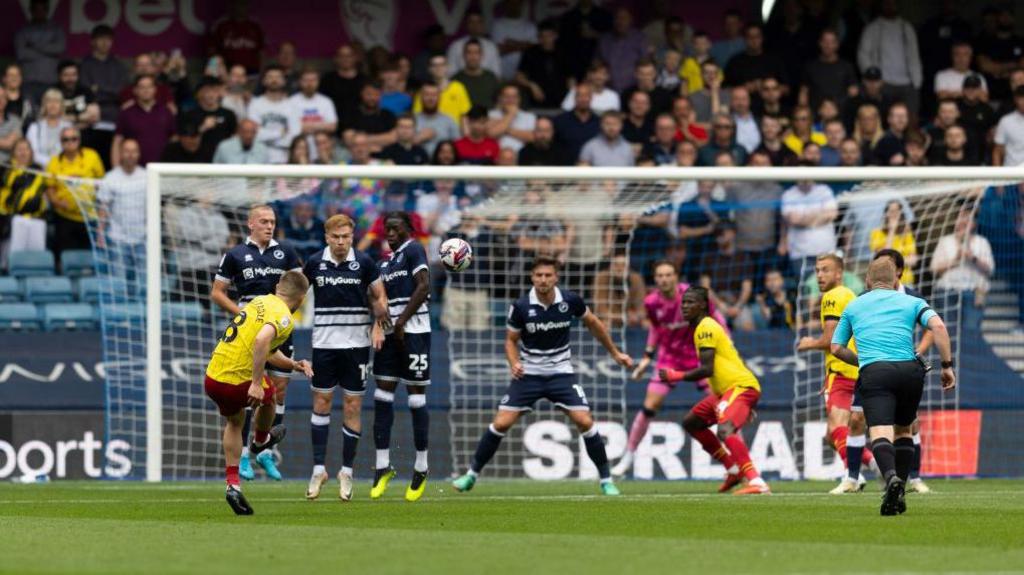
831, 258, 956, 515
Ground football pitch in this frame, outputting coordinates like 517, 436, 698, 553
1, 479, 1022, 574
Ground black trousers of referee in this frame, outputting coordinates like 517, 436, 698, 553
860, 360, 927, 482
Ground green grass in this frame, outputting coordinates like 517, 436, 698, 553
1, 479, 1022, 574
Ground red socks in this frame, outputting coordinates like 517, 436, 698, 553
226, 465, 240, 487
691, 428, 737, 469
724, 434, 759, 481
830, 426, 850, 466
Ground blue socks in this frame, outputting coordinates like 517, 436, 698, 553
582, 426, 611, 481
471, 424, 505, 474
310, 412, 329, 466
342, 424, 360, 470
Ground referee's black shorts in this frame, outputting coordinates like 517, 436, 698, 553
858, 360, 926, 428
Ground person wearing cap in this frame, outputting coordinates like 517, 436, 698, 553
160, 122, 212, 164
79, 25, 128, 169
934, 42, 988, 102
841, 66, 891, 133
857, 0, 923, 121
182, 76, 237, 156
993, 86, 1024, 167
958, 74, 998, 159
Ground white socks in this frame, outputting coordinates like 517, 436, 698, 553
414, 450, 429, 473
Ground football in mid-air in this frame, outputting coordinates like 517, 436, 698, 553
439, 238, 473, 272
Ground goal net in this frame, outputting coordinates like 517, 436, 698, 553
59, 164, 1024, 481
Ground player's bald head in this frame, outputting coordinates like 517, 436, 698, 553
867, 258, 897, 289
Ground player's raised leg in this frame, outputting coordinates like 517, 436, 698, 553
453, 408, 522, 492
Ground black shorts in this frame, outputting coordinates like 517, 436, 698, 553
373, 332, 431, 385
859, 360, 926, 428
499, 374, 590, 412
312, 347, 370, 396
266, 333, 294, 379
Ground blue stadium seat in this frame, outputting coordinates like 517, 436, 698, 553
62, 250, 95, 278
0, 303, 41, 331
77, 276, 102, 303
78, 276, 130, 304
24, 276, 74, 303
0, 277, 22, 302
163, 301, 205, 326
102, 303, 146, 326
8, 250, 55, 278
42, 303, 98, 331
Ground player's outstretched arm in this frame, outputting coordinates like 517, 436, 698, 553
505, 329, 525, 379
210, 279, 240, 316
926, 315, 956, 391
660, 348, 714, 382
581, 310, 633, 369
249, 324, 277, 405
797, 318, 839, 352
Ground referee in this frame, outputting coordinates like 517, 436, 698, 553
831, 259, 956, 516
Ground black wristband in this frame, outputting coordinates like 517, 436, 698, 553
941, 360, 954, 369
643, 349, 655, 360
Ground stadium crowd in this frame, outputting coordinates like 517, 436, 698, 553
0, 0, 1022, 337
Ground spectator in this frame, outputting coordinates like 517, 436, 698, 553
112, 75, 175, 166
561, 60, 620, 114
801, 142, 823, 166
597, 8, 650, 93
902, 129, 928, 166
412, 25, 448, 85
13, 0, 65, 104
681, 31, 715, 93
592, 252, 647, 328
728, 151, 784, 291
994, 86, 1024, 167
486, 84, 536, 152
815, 98, 841, 131
918, 0, 972, 103
79, 25, 128, 168
671, 96, 708, 146
431, 140, 459, 166
934, 124, 972, 166
710, 9, 745, 68
780, 171, 838, 276
288, 68, 337, 162
413, 56, 471, 126
247, 66, 300, 164
725, 24, 789, 94
553, 83, 600, 162
557, 0, 612, 82
3, 64, 33, 127
515, 19, 569, 109
975, 5, 1024, 102
313, 131, 345, 165
97, 139, 147, 294
754, 114, 797, 167
857, 0, 922, 120
644, 1, 691, 53
0, 92, 21, 164
271, 41, 300, 93
838, 137, 862, 168
1, 139, 48, 257
160, 122, 211, 164
841, 66, 889, 132
413, 81, 460, 156
321, 132, 385, 236
754, 269, 794, 329
731, 86, 760, 154
164, 194, 230, 306
446, 9, 502, 78
800, 28, 857, 111
277, 199, 324, 262
752, 76, 791, 122
656, 48, 683, 93
118, 54, 176, 111
182, 77, 237, 159
442, 212, 492, 332
455, 105, 500, 165
853, 103, 884, 165
320, 45, 366, 122
339, 82, 397, 152
379, 63, 411, 116
690, 61, 730, 123
221, 64, 251, 121
820, 118, 845, 166
958, 75, 997, 162
697, 114, 747, 166
579, 110, 633, 167
26, 89, 71, 168
874, 102, 910, 165
996, 68, 1024, 119
563, 179, 617, 295
783, 106, 825, 156
935, 42, 988, 102
213, 119, 269, 164
840, 187, 913, 269
621, 58, 674, 117
931, 209, 995, 338
417, 178, 462, 241
377, 114, 429, 165
453, 39, 501, 109
700, 224, 755, 331
925, 99, 972, 164
869, 200, 919, 287
496, 147, 518, 166
286, 135, 311, 164
511, 186, 568, 278
45, 126, 104, 264
492, 0, 538, 81
518, 116, 570, 166
642, 113, 677, 165
622, 90, 653, 150
208, 0, 265, 73
677, 179, 729, 281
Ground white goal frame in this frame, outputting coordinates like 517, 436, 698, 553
143, 164, 1024, 481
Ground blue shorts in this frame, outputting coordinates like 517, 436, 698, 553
312, 347, 370, 396
266, 333, 294, 379
499, 374, 590, 412
373, 332, 431, 385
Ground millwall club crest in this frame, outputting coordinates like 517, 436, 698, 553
395, 252, 404, 264
244, 254, 253, 262
557, 302, 569, 313
348, 261, 361, 271
319, 262, 327, 271
273, 249, 285, 259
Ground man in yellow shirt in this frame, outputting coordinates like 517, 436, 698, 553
204, 271, 313, 515
660, 286, 769, 495
45, 126, 104, 266
413, 55, 471, 126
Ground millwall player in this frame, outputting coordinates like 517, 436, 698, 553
303, 215, 390, 501
371, 212, 433, 502
211, 205, 302, 481
452, 256, 633, 496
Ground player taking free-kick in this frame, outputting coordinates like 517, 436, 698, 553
204, 271, 314, 515
659, 286, 770, 495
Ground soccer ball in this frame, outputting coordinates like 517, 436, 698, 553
439, 238, 473, 272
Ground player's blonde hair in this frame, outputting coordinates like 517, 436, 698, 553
248, 204, 275, 221
325, 214, 355, 233
276, 270, 309, 300
816, 253, 844, 269
867, 258, 897, 288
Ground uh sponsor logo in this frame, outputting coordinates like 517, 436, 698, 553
0, 432, 132, 480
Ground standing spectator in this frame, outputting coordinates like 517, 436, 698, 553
620, 59, 674, 117
277, 199, 324, 262
918, 0, 972, 106
994, 69, 1024, 119
561, 60, 620, 114
518, 116, 570, 166
656, 48, 683, 93
934, 125, 972, 166
379, 63, 411, 116
455, 106, 500, 165
553, 83, 600, 162
752, 76, 791, 121
1, 139, 48, 258
248, 66, 299, 164
112, 75, 175, 166
46, 127, 104, 265
208, 0, 265, 74
781, 171, 838, 276
413, 81, 460, 156
453, 40, 501, 109
710, 9, 745, 68
0, 92, 22, 164
699, 224, 755, 331
321, 45, 366, 122
869, 199, 919, 286
79, 25, 129, 168
117, 54, 175, 110
579, 111, 633, 167
97, 139, 147, 295
697, 114, 747, 166
754, 269, 794, 329
591, 253, 647, 328
487, 84, 535, 152
492, 0, 537, 81
755, 114, 797, 167
622, 90, 654, 153
874, 102, 911, 165
339, 82, 397, 152
690, 61, 730, 123
271, 41, 300, 93
643, 113, 678, 165
26, 89, 71, 168
820, 119, 846, 167
994, 86, 1024, 167
857, 0, 922, 120
377, 115, 429, 166
13, 0, 65, 104
800, 29, 858, 111
164, 194, 230, 306
931, 209, 994, 338
557, 0, 613, 81
288, 69, 337, 162
597, 8, 650, 93
414, 56, 471, 126
221, 64, 251, 121
935, 42, 988, 102
442, 213, 493, 332
958, 75, 997, 162
731, 87, 760, 154
729, 150, 784, 289
3, 64, 34, 127
842, 67, 890, 132
183, 77, 238, 159
213, 119, 269, 164
783, 106, 826, 156
447, 9, 502, 78
644, 1, 691, 53
853, 103, 884, 165
412, 25, 448, 85
975, 5, 1024, 102
725, 24, 789, 94
515, 19, 569, 109
160, 122, 211, 164
677, 180, 730, 281
681, 31, 715, 93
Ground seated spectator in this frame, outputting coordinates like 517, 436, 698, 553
598, 7, 649, 93
656, 48, 683, 92
671, 96, 708, 146
709, 9, 745, 68
934, 124, 972, 166
690, 61, 730, 123
3, 64, 34, 128
699, 223, 754, 331
288, 68, 338, 162
925, 99, 976, 164
731, 86, 760, 154
314, 132, 346, 165
697, 114, 747, 166
931, 209, 995, 338
496, 147, 518, 166
55, 60, 100, 140
1, 139, 48, 257
277, 199, 324, 261
113, 75, 175, 166
754, 269, 794, 329
431, 140, 459, 166
96, 139, 147, 294
620, 58, 674, 117
379, 63, 412, 116
214, 119, 269, 164
320, 45, 365, 120
561, 60, 620, 114
677, 179, 729, 281
286, 136, 311, 165
783, 106, 826, 156
815, 98, 842, 131
247, 66, 299, 164
453, 39, 501, 109
680, 31, 715, 94
622, 90, 654, 153
591, 252, 647, 328
26, 89, 71, 168
515, 19, 569, 109
873, 102, 910, 165
160, 122, 211, 163
800, 29, 857, 112
339, 81, 397, 152
442, 212, 493, 332
958, 75, 997, 159
752, 75, 791, 123
487, 84, 536, 152
414, 55, 471, 126
820, 118, 845, 166
46, 126, 104, 265
838, 137, 862, 168
994, 86, 1024, 167
935, 41, 987, 102
553, 83, 600, 162
414, 81, 461, 156
518, 116, 571, 166
377, 114, 429, 165
729, 150, 784, 289
446, 9, 502, 78
725, 24, 789, 94
221, 64, 251, 121
801, 142, 823, 165
579, 111, 633, 167
271, 40, 300, 93
455, 105, 500, 165
902, 130, 928, 166
118, 53, 176, 111
853, 103, 884, 165
869, 200, 919, 286
754, 114, 797, 167
780, 170, 838, 276
643, 113, 678, 165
